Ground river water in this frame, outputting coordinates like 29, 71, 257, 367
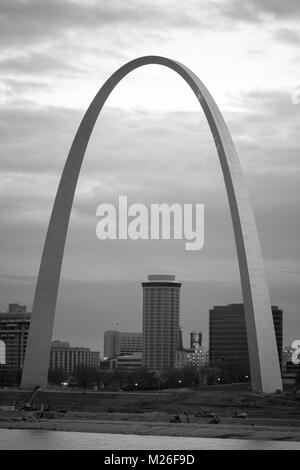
0, 429, 299, 450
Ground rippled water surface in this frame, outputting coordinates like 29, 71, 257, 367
0, 429, 299, 450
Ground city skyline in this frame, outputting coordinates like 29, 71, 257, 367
0, 0, 299, 356
0, 278, 293, 356
0, 284, 289, 360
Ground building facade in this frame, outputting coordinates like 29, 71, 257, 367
49, 340, 100, 375
0, 304, 31, 370
104, 331, 142, 358
108, 352, 143, 370
282, 345, 300, 387
142, 274, 181, 373
209, 303, 283, 376
190, 331, 202, 348
0, 304, 100, 377
175, 346, 209, 369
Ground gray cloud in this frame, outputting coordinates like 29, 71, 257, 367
0, 52, 87, 77
0, 1, 210, 102
220, 0, 300, 23
0, 105, 79, 175
1, 89, 299, 291
273, 28, 300, 45
0, 0, 200, 48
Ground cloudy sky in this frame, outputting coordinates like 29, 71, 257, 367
0, 0, 299, 353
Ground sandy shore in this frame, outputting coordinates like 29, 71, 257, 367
0, 418, 299, 442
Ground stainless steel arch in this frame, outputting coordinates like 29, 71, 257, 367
21, 56, 282, 392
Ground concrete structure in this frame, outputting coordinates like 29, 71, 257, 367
142, 274, 181, 372
209, 303, 283, 378
0, 304, 31, 370
190, 331, 202, 349
21, 56, 282, 392
49, 340, 100, 375
104, 331, 142, 358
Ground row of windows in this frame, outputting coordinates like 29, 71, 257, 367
144, 294, 179, 297
210, 345, 249, 350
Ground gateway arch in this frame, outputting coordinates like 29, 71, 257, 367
21, 56, 282, 392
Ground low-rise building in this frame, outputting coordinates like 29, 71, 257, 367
49, 340, 100, 375
282, 345, 300, 387
108, 352, 143, 370
175, 346, 209, 369
104, 331, 143, 358
0, 303, 101, 380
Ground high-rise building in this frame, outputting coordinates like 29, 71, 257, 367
209, 303, 283, 376
0, 304, 31, 370
104, 331, 143, 358
142, 274, 181, 372
49, 340, 100, 375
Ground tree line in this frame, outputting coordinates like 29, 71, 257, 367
0, 360, 252, 389
47, 360, 251, 390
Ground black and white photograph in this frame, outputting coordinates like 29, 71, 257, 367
0, 0, 299, 454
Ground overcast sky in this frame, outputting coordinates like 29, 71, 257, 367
0, 0, 299, 354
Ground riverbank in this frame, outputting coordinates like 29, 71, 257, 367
1, 388, 299, 443
0, 417, 300, 442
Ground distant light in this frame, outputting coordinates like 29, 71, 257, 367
178, 380, 182, 383
134, 382, 138, 386
245, 375, 249, 379
61, 382, 68, 386
217, 378, 220, 382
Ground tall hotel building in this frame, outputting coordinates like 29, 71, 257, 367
142, 274, 181, 373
